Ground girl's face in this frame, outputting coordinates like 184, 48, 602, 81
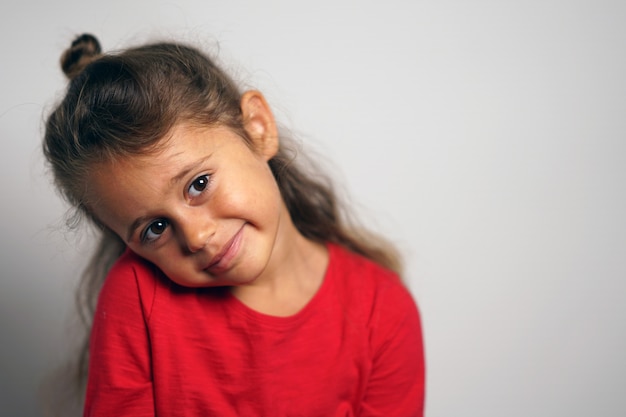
88, 94, 292, 287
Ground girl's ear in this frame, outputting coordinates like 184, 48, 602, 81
240, 90, 279, 161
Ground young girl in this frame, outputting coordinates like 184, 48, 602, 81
44, 33, 425, 416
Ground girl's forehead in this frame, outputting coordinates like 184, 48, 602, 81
92, 124, 242, 176
94, 151, 162, 177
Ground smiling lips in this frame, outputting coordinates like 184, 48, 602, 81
205, 226, 244, 273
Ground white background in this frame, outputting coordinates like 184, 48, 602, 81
1, 1, 625, 416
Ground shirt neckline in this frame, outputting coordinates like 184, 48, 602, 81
222, 242, 338, 328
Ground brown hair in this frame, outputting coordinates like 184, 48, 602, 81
43, 33, 402, 410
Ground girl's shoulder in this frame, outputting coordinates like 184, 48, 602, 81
328, 242, 403, 288
327, 243, 422, 355
97, 248, 164, 320
327, 243, 414, 311
104, 248, 163, 290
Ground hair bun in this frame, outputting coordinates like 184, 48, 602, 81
60, 33, 102, 80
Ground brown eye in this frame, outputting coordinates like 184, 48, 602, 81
143, 219, 169, 242
189, 175, 210, 197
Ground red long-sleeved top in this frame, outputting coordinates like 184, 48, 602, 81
85, 243, 425, 416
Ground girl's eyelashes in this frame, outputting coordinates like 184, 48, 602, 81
188, 174, 210, 198
142, 219, 169, 243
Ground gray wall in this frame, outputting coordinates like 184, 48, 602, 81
1, 0, 625, 416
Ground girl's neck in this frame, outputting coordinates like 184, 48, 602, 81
230, 221, 329, 317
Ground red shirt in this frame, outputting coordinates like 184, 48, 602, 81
85, 243, 425, 416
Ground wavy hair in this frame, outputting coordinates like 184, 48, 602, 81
42, 33, 402, 414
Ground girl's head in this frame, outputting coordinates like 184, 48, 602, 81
44, 34, 401, 281
46, 34, 294, 287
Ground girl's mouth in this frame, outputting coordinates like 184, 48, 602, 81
205, 225, 245, 273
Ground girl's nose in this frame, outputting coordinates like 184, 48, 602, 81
179, 215, 215, 253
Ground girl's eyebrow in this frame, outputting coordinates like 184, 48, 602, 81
127, 216, 150, 242
169, 155, 213, 186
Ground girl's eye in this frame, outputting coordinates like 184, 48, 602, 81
188, 174, 210, 198
143, 219, 169, 243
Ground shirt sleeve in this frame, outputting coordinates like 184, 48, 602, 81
84, 255, 156, 417
360, 280, 426, 417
